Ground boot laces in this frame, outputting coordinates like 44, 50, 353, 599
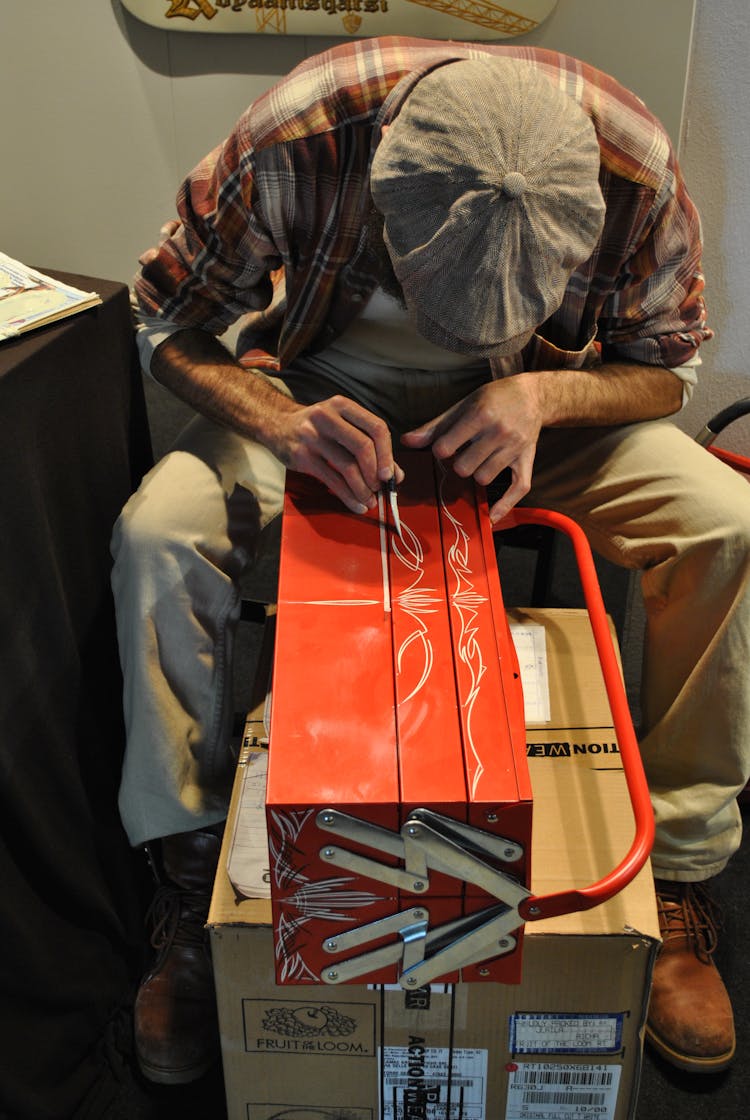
145, 883, 210, 956
657, 882, 722, 964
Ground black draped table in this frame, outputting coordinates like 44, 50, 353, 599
0, 273, 152, 1118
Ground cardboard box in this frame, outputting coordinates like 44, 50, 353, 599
209, 608, 659, 1120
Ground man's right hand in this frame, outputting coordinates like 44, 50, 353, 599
268, 394, 403, 515
150, 330, 402, 515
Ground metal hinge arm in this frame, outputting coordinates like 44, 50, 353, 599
401, 816, 530, 908
321, 902, 522, 988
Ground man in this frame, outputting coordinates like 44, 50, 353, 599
112, 36, 750, 1084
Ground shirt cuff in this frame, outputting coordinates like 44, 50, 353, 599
135, 313, 185, 380
668, 353, 700, 407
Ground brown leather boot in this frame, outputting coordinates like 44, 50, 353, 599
646, 879, 735, 1073
134, 828, 223, 1084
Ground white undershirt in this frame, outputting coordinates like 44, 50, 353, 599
324, 286, 488, 372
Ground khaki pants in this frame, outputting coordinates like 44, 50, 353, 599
112, 365, 750, 881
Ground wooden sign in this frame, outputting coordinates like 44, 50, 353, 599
120, 0, 558, 41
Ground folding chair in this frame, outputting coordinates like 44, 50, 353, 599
695, 396, 750, 479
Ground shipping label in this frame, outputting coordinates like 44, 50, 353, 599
509, 1012, 624, 1055
505, 1061, 621, 1119
381, 1043, 487, 1120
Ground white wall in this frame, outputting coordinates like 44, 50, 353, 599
677, 0, 750, 445
2, 0, 748, 445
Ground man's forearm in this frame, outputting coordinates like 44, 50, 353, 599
531, 361, 684, 428
150, 328, 298, 448
401, 359, 687, 520
150, 327, 400, 512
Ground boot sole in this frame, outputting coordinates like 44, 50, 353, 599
645, 1024, 736, 1074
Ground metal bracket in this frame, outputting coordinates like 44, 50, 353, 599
315, 806, 529, 986
321, 902, 521, 988
320, 907, 431, 984
317, 806, 523, 892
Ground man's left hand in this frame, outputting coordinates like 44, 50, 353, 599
401, 378, 543, 523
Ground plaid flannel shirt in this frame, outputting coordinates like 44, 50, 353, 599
134, 35, 711, 380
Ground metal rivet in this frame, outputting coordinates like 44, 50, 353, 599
320, 812, 335, 825
478, 967, 490, 976
503, 848, 516, 860
324, 939, 338, 952
485, 811, 498, 823
322, 848, 335, 859
326, 970, 338, 981
412, 881, 426, 892
412, 910, 425, 920
405, 977, 418, 986
498, 939, 510, 949
529, 905, 541, 916
407, 825, 420, 837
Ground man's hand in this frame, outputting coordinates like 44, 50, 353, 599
401, 378, 544, 523
268, 395, 404, 515
401, 361, 685, 522
150, 330, 404, 516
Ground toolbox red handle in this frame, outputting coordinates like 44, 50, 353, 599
494, 507, 655, 922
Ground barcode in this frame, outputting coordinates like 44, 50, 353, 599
389, 1078, 475, 1088
522, 1091, 607, 1107
385, 1109, 480, 1120
517, 1069, 614, 1087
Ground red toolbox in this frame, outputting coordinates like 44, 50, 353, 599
265, 450, 653, 988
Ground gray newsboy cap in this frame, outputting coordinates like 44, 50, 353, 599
370, 58, 606, 356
